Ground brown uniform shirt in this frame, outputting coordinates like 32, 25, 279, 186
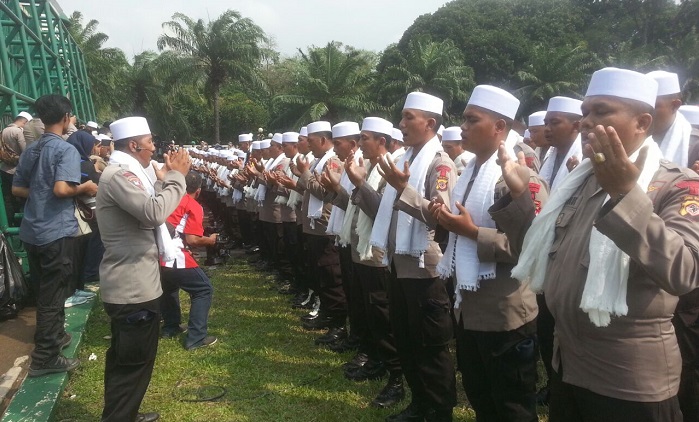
457, 169, 547, 332
258, 156, 289, 224
386, 151, 456, 279
0, 124, 25, 174
494, 160, 699, 402
298, 155, 342, 236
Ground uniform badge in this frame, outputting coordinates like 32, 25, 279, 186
525, 156, 535, 168
435, 165, 451, 192
676, 181, 699, 195
647, 181, 665, 192
529, 183, 542, 214
534, 200, 542, 215
680, 196, 699, 217
122, 171, 145, 190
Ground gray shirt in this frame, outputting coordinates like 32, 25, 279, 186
13, 133, 81, 246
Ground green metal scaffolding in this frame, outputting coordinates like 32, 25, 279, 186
0, 0, 95, 274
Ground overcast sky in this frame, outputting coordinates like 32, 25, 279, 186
56, 0, 449, 59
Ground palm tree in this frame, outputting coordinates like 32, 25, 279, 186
376, 35, 475, 120
514, 43, 602, 117
157, 10, 268, 143
271, 42, 380, 128
66, 11, 130, 120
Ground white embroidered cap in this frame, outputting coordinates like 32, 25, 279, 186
299, 126, 308, 137
272, 133, 283, 144
392, 128, 404, 142
646, 70, 681, 96
307, 121, 332, 135
86, 121, 98, 129
282, 132, 300, 143
361, 117, 393, 136
403, 92, 444, 115
528, 111, 546, 127
468, 85, 520, 120
547, 96, 583, 116
441, 126, 462, 142
251, 140, 262, 150
332, 121, 360, 138
110, 117, 151, 141
260, 139, 272, 149
586, 67, 658, 107
679, 105, 699, 126
239, 133, 252, 142
17, 111, 32, 121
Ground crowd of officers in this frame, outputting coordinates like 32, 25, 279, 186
185, 67, 699, 422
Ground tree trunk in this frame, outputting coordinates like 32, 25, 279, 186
213, 86, 221, 144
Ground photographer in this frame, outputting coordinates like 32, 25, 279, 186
160, 170, 218, 350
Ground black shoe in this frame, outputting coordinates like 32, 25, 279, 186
536, 386, 550, 406
371, 375, 405, 408
345, 360, 386, 381
136, 412, 160, 422
302, 315, 332, 331
28, 355, 80, 377
300, 311, 320, 322
161, 324, 188, 339
386, 402, 427, 422
342, 352, 369, 372
186, 336, 217, 350
60, 333, 72, 350
328, 334, 360, 353
245, 246, 260, 255
315, 327, 347, 345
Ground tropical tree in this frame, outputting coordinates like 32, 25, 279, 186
514, 44, 602, 117
157, 10, 268, 143
271, 42, 379, 128
376, 35, 475, 120
66, 11, 130, 121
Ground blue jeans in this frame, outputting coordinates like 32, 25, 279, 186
160, 266, 213, 348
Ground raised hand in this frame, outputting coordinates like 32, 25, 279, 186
377, 154, 410, 193
497, 142, 530, 198
567, 155, 580, 172
345, 152, 367, 187
295, 155, 310, 175
320, 165, 342, 193
165, 148, 191, 176
585, 125, 646, 201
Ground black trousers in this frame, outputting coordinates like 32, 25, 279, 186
339, 247, 361, 337
25, 237, 74, 366
456, 320, 539, 422
262, 221, 282, 268
102, 298, 160, 422
674, 295, 699, 422
306, 234, 345, 321
549, 364, 682, 422
354, 263, 400, 374
536, 294, 555, 386
387, 268, 456, 411
237, 209, 253, 246
283, 222, 304, 289
1, 170, 21, 225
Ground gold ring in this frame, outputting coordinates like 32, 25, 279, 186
594, 152, 606, 163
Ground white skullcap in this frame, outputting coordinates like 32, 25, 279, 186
528, 111, 546, 127
110, 117, 151, 141
392, 128, 404, 142
260, 139, 272, 149
467, 85, 520, 120
17, 111, 32, 121
307, 121, 332, 135
441, 126, 462, 142
586, 67, 658, 107
234, 150, 247, 158
282, 132, 300, 143
679, 105, 699, 126
272, 133, 283, 144
251, 140, 262, 150
646, 71, 681, 96
87, 121, 98, 128
299, 126, 308, 137
438, 125, 445, 136
96, 134, 111, 141
547, 96, 583, 116
403, 92, 443, 115
332, 121, 360, 138
361, 117, 393, 136
239, 133, 252, 142
524, 129, 531, 138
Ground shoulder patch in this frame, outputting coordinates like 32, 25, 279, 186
679, 196, 699, 218
121, 171, 145, 190
274, 164, 284, 171
435, 164, 451, 177
647, 181, 666, 193
676, 181, 699, 196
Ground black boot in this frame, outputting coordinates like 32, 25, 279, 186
314, 326, 347, 345
327, 334, 360, 353
345, 359, 386, 381
302, 314, 332, 331
371, 373, 405, 408
342, 352, 369, 372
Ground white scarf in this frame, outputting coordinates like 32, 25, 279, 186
511, 137, 662, 327
357, 162, 384, 261
453, 150, 475, 175
333, 154, 363, 245
307, 149, 336, 229
437, 146, 513, 308
255, 153, 286, 205
370, 136, 443, 267
657, 112, 692, 166
539, 135, 582, 192
276, 152, 298, 206
390, 147, 406, 162
284, 152, 313, 209
108, 151, 179, 263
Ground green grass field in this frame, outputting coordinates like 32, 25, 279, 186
54, 257, 548, 421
